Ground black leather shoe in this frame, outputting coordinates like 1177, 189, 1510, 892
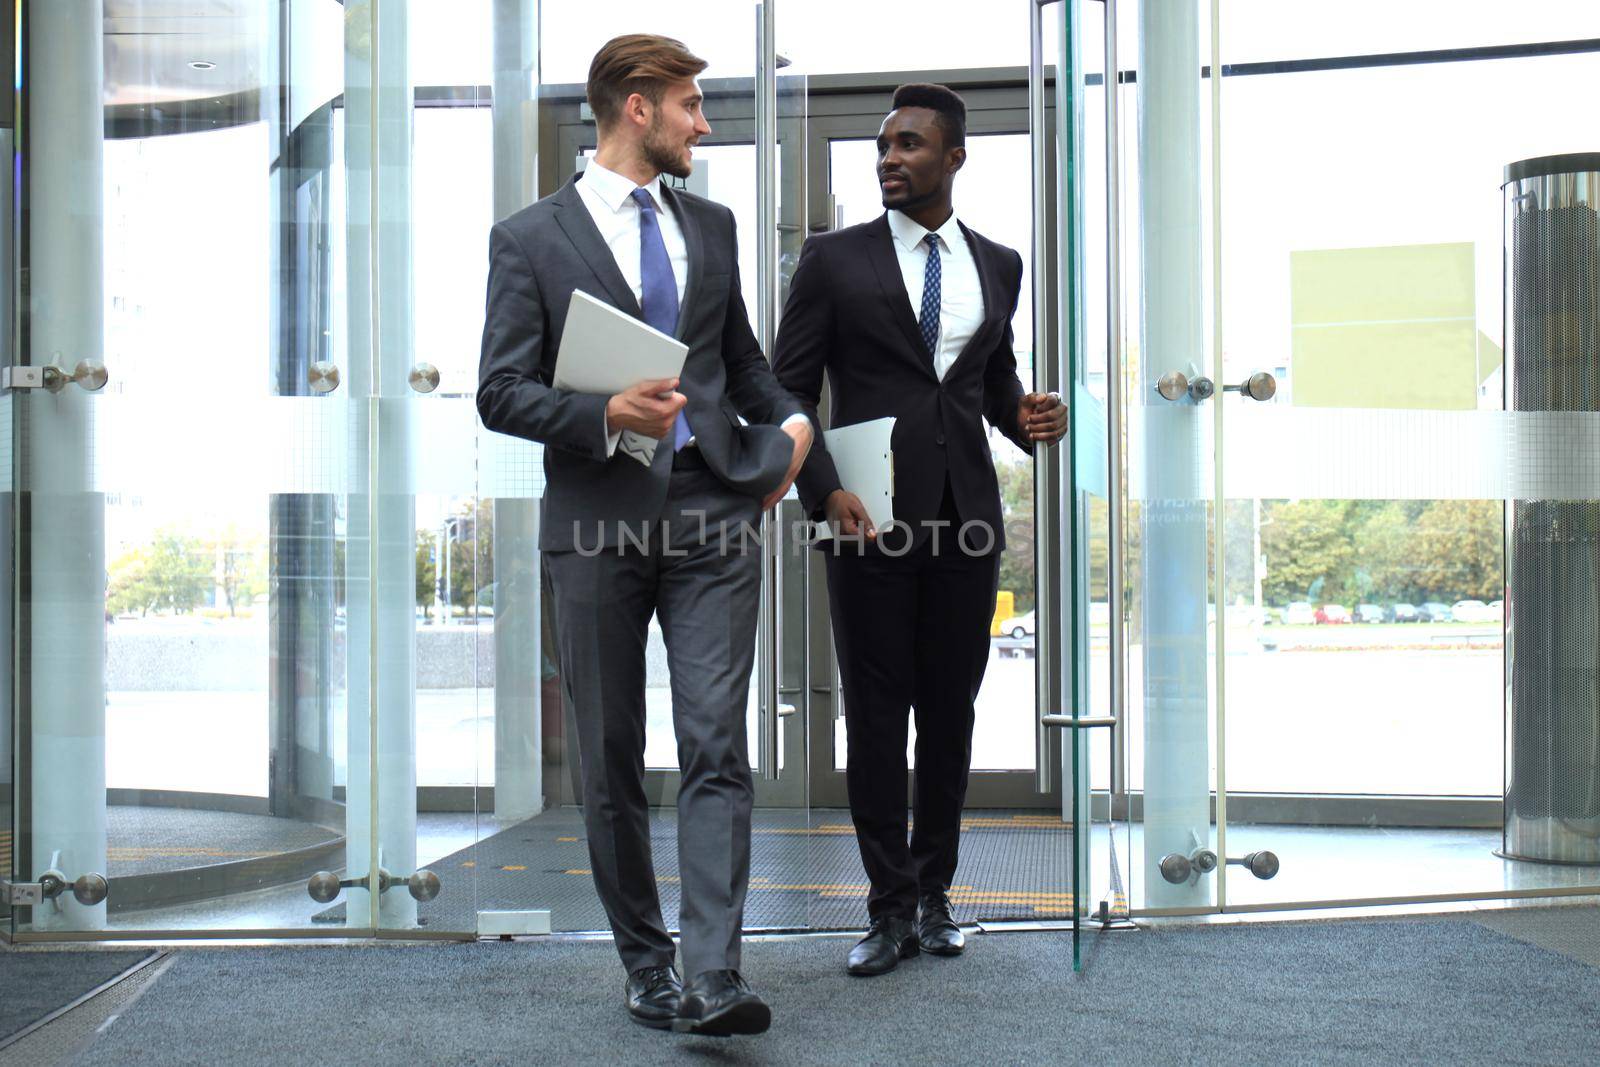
916, 891, 966, 956
846, 915, 920, 976
671, 970, 771, 1036
625, 965, 682, 1029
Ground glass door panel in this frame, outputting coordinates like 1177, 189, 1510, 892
793, 0, 1074, 937
1215, 14, 1600, 908
825, 132, 1043, 780
1116, 0, 1221, 915
11, 1, 366, 935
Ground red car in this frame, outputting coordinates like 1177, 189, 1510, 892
1314, 604, 1351, 625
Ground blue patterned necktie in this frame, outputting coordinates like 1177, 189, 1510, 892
918, 231, 942, 361
630, 186, 691, 451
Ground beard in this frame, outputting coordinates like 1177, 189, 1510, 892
881, 181, 938, 214
642, 116, 693, 179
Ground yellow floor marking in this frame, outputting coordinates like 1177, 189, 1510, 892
754, 817, 1071, 836
500, 865, 528, 871
556, 836, 579, 842
555, 869, 1073, 906
462, 861, 476, 868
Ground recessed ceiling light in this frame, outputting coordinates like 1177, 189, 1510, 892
188, 60, 216, 71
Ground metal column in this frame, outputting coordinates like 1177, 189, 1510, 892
1503, 152, 1600, 865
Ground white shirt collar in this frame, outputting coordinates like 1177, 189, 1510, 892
888, 208, 963, 253
581, 158, 663, 213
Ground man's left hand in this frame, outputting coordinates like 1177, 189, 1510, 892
1019, 392, 1068, 445
762, 419, 814, 510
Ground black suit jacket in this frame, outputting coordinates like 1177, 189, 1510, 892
772, 214, 1032, 551
477, 176, 803, 550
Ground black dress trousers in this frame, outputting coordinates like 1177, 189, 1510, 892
824, 482, 1002, 921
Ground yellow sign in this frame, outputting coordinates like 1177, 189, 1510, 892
1290, 242, 1480, 410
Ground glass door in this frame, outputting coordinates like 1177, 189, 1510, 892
8, 0, 371, 937
1211, 2, 1600, 912
778, 0, 1080, 940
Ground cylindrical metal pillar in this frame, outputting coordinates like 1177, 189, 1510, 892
1503, 152, 1600, 865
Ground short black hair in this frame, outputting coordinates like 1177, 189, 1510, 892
890, 83, 966, 148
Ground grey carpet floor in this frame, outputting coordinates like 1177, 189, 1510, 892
70, 918, 1600, 1066
0, 950, 152, 1043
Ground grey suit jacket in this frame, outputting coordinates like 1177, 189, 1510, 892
477, 175, 803, 551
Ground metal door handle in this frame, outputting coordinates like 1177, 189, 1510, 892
308, 361, 342, 394
1156, 370, 1189, 401
1227, 850, 1280, 879
408, 362, 440, 393
1156, 371, 1215, 402
37, 868, 109, 905
1223, 372, 1276, 402
1158, 848, 1218, 884
308, 867, 441, 903
3, 359, 109, 393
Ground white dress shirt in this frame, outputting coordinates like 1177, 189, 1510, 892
578, 157, 804, 455
577, 158, 691, 311
887, 209, 985, 381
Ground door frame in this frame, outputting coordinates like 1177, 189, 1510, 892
797, 83, 1062, 811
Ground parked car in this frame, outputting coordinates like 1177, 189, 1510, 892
1314, 604, 1351, 625
1001, 611, 1036, 640
1420, 601, 1454, 623
1451, 599, 1492, 623
1284, 601, 1316, 626
1488, 599, 1504, 619
1388, 602, 1421, 623
1352, 603, 1385, 624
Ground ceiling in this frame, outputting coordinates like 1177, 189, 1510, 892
103, 1, 271, 107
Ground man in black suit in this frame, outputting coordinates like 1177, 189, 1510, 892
477, 34, 811, 1035
772, 83, 1067, 977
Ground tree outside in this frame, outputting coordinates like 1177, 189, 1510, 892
106, 525, 226, 617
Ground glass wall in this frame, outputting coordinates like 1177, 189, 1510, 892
9, 0, 1595, 945
1214, 9, 1600, 909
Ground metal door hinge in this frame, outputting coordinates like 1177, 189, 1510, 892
2, 879, 44, 906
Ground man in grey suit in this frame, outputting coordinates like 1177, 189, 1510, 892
477, 33, 810, 1038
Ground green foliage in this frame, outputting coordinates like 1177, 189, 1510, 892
107, 526, 212, 616
106, 548, 155, 617
995, 457, 1036, 613
416, 530, 438, 613
205, 525, 265, 617
415, 498, 496, 618
1256, 498, 1502, 607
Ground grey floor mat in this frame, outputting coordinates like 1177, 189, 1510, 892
107, 806, 338, 877
73, 918, 1600, 1066
1471, 902, 1600, 967
0, 949, 153, 1044
315, 806, 1074, 933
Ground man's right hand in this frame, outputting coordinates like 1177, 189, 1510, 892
824, 489, 876, 540
605, 377, 687, 440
